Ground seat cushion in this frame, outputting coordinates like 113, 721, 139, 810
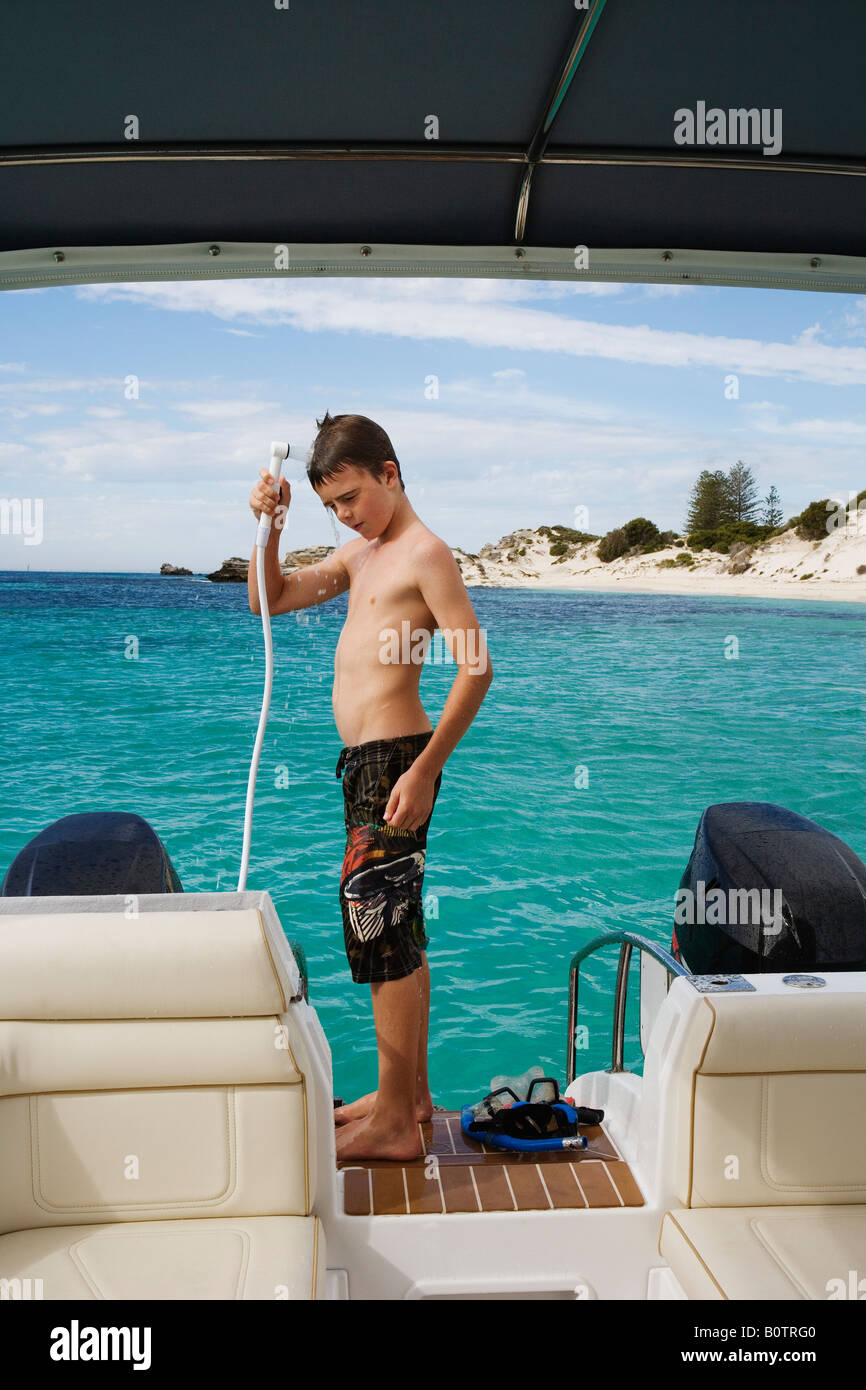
0, 908, 289, 1018
659, 1205, 866, 1300
0, 1215, 324, 1300
1, 1084, 311, 1234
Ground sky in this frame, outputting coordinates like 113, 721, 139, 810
1, 275, 866, 572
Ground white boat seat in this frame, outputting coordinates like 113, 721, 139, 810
0, 1215, 324, 1300
652, 979, 866, 1299
0, 905, 326, 1300
670, 987, 866, 1209
659, 1204, 866, 1300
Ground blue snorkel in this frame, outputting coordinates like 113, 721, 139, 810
461, 1100, 589, 1152
460, 1077, 605, 1153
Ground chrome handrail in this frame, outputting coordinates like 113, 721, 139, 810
567, 931, 689, 1084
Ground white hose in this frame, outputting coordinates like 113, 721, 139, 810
237, 441, 289, 892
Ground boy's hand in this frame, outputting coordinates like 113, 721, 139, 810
249, 468, 291, 529
383, 765, 438, 832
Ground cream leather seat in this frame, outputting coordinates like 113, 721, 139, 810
657, 983, 866, 1300
660, 1205, 866, 1301
0, 905, 326, 1299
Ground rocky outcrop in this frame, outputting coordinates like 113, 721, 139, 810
160, 563, 193, 576
205, 546, 335, 582
205, 557, 249, 582
281, 546, 334, 572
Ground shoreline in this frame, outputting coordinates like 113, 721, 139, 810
464, 574, 866, 604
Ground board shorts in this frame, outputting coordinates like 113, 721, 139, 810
335, 731, 443, 984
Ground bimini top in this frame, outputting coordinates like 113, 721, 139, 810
1, 0, 866, 293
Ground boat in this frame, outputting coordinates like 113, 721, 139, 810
1, 0, 865, 1308
2, 798, 865, 1303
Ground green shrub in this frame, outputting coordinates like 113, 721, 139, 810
675, 552, 694, 566
597, 528, 630, 563
658, 557, 677, 569
549, 540, 569, 557
795, 500, 832, 541
687, 521, 775, 552
538, 524, 598, 544
623, 517, 661, 549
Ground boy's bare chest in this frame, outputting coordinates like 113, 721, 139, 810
344, 544, 433, 632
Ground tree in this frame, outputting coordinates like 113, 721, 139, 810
686, 469, 730, 531
796, 499, 833, 541
622, 517, 660, 548
597, 528, 629, 563
761, 485, 784, 527
726, 460, 760, 522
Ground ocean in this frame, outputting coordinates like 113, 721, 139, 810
1, 570, 864, 1109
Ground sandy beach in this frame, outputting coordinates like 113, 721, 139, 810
452, 524, 866, 604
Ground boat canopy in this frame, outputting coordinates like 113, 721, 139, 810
1, 0, 865, 293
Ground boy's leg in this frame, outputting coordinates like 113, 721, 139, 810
334, 966, 425, 1160
415, 953, 432, 1111
334, 733, 442, 1148
335, 952, 432, 1125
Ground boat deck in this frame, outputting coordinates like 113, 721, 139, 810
338, 1110, 645, 1215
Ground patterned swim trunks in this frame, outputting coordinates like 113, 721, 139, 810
335, 731, 443, 984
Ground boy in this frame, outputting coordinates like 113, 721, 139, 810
248, 412, 493, 1161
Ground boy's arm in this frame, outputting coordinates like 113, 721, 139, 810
248, 533, 358, 614
406, 538, 493, 781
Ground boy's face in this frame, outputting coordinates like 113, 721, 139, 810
315, 461, 399, 539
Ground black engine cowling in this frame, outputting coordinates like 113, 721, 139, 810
673, 802, 866, 975
1, 812, 183, 897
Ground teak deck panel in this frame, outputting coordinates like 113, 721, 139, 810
337, 1111, 645, 1215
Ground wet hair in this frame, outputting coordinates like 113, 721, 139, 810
307, 412, 405, 493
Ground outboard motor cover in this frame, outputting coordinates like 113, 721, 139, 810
1, 812, 183, 896
673, 802, 866, 975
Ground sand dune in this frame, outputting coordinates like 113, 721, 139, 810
452, 524, 866, 604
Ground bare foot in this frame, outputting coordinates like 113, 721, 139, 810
335, 1089, 433, 1126
335, 1112, 424, 1162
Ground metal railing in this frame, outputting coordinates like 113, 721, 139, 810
566, 931, 690, 1084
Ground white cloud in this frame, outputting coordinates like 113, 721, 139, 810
794, 323, 824, 346
0, 402, 64, 419
0, 375, 125, 396
842, 299, 866, 337
73, 277, 866, 387
173, 399, 278, 420
744, 401, 866, 441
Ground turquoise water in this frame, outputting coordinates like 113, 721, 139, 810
1, 571, 864, 1109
